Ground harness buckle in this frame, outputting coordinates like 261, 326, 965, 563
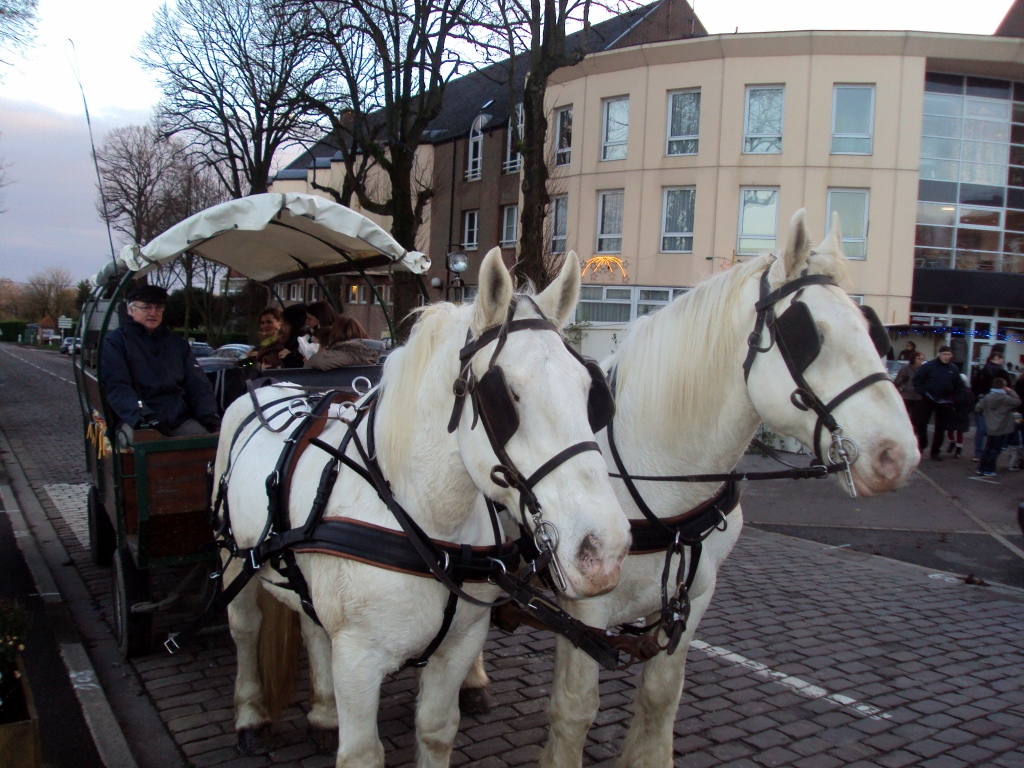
248, 549, 261, 571
164, 634, 181, 654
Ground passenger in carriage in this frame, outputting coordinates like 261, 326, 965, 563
305, 301, 340, 345
100, 284, 220, 446
304, 317, 380, 370
253, 303, 307, 370
255, 307, 282, 348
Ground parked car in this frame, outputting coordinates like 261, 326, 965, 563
886, 359, 908, 381
208, 343, 254, 361
60, 337, 82, 355
189, 341, 215, 358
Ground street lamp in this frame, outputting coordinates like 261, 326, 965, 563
446, 247, 469, 303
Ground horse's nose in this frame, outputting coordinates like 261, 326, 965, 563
869, 439, 917, 490
574, 531, 630, 596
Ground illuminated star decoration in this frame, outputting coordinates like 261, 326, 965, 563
581, 256, 628, 280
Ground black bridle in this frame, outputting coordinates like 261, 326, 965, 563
741, 264, 890, 496
447, 297, 614, 591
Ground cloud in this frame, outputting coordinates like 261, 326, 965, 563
0, 99, 150, 283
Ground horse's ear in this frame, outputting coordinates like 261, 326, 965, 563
472, 248, 513, 331
816, 211, 844, 257
535, 251, 581, 328
781, 209, 812, 278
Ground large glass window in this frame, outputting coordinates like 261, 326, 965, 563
667, 89, 700, 156
550, 195, 568, 254
597, 190, 624, 253
831, 85, 875, 155
661, 187, 695, 252
827, 189, 869, 259
555, 106, 572, 166
462, 209, 479, 251
504, 104, 523, 174
466, 115, 485, 181
602, 97, 629, 161
737, 188, 779, 254
744, 86, 783, 154
576, 286, 690, 323
501, 204, 518, 247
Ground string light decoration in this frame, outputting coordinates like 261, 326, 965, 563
581, 256, 628, 281
890, 326, 1024, 344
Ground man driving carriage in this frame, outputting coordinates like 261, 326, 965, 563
100, 283, 220, 445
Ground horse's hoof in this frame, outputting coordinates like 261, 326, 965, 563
237, 724, 273, 755
308, 725, 339, 754
459, 686, 494, 715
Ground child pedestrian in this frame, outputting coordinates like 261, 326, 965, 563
975, 377, 1022, 477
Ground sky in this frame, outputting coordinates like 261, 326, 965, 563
0, 0, 1017, 285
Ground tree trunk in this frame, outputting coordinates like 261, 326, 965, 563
519, 73, 554, 290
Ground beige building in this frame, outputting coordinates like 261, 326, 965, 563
275, 4, 1024, 372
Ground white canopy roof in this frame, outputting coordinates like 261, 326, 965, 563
92, 193, 429, 286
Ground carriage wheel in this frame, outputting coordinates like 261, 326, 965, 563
112, 544, 153, 658
87, 484, 115, 566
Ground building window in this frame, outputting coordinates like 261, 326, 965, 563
744, 86, 784, 154
551, 195, 568, 254
578, 286, 632, 322
601, 96, 629, 161
661, 187, 696, 252
827, 188, 869, 259
504, 104, 523, 173
306, 283, 319, 302
370, 284, 393, 306
667, 89, 700, 156
597, 190, 624, 253
832, 85, 875, 155
466, 115, 485, 181
346, 285, 368, 304
555, 106, 572, 166
287, 282, 302, 301
462, 209, 479, 251
501, 204, 518, 247
738, 187, 779, 254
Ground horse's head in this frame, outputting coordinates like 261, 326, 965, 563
745, 210, 920, 496
455, 248, 631, 598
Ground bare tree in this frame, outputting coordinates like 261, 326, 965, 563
22, 266, 75, 322
0, 0, 39, 70
0, 276, 23, 319
282, 0, 485, 337
139, 0, 327, 198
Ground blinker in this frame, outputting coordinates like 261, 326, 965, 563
774, 300, 821, 374
859, 304, 890, 358
475, 366, 520, 447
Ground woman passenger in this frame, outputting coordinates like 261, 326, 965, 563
304, 317, 380, 371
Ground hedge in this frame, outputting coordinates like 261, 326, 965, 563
0, 321, 27, 342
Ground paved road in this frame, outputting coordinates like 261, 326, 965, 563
1, 342, 1023, 768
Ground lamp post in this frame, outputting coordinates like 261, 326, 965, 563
446, 248, 469, 303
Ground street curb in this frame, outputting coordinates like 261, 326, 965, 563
0, 425, 170, 768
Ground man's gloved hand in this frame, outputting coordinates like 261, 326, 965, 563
200, 414, 221, 432
136, 416, 164, 433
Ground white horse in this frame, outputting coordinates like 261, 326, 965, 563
466, 211, 920, 766
212, 248, 631, 767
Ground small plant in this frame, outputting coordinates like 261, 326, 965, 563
0, 598, 29, 723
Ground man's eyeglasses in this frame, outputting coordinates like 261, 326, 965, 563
130, 303, 165, 313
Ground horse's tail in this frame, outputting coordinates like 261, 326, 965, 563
256, 587, 302, 720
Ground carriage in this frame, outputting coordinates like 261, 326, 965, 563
73, 193, 430, 658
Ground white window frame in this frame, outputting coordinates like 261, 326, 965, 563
306, 283, 319, 302
601, 96, 629, 161
462, 209, 479, 251
831, 85, 875, 155
504, 104, 523, 174
465, 115, 485, 181
827, 188, 870, 260
666, 89, 700, 156
743, 85, 784, 154
550, 195, 568, 254
287, 282, 301, 301
346, 284, 368, 305
501, 204, 518, 248
554, 106, 572, 166
737, 187, 780, 255
597, 190, 624, 253
661, 187, 696, 253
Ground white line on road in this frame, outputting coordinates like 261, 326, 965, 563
0, 346, 75, 385
691, 639, 892, 721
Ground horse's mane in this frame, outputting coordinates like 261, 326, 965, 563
374, 302, 465, 474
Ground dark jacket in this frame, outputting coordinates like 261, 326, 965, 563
971, 360, 1013, 398
100, 319, 218, 429
912, 358, 964, 404
304, 340, 380, 371
893, 364, 922, 402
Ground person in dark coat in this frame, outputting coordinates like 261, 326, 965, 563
100, 284, 219, 445
893, 351, 927, 450
971, 349, 1012, 460
254, 303, 308, 370
944, 374, 974, 458
912, 345, 965, 461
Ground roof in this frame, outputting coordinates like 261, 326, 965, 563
278, 0, 703, 177
91, 193, 429, 287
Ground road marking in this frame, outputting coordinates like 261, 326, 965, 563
915, 468, 1024, 562
691, 639, 892, 721
44, 483, 89, 550
0, 346, 75, 385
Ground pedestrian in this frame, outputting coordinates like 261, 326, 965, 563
975, 377, 1021, 477
897, 340, 917, 361
944, 374, 974, 458
893, 351, 927, 451
912, 345, 966, 461
971, 350, 1012, 461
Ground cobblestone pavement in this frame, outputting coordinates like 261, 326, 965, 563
2, 343, 1023, 768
